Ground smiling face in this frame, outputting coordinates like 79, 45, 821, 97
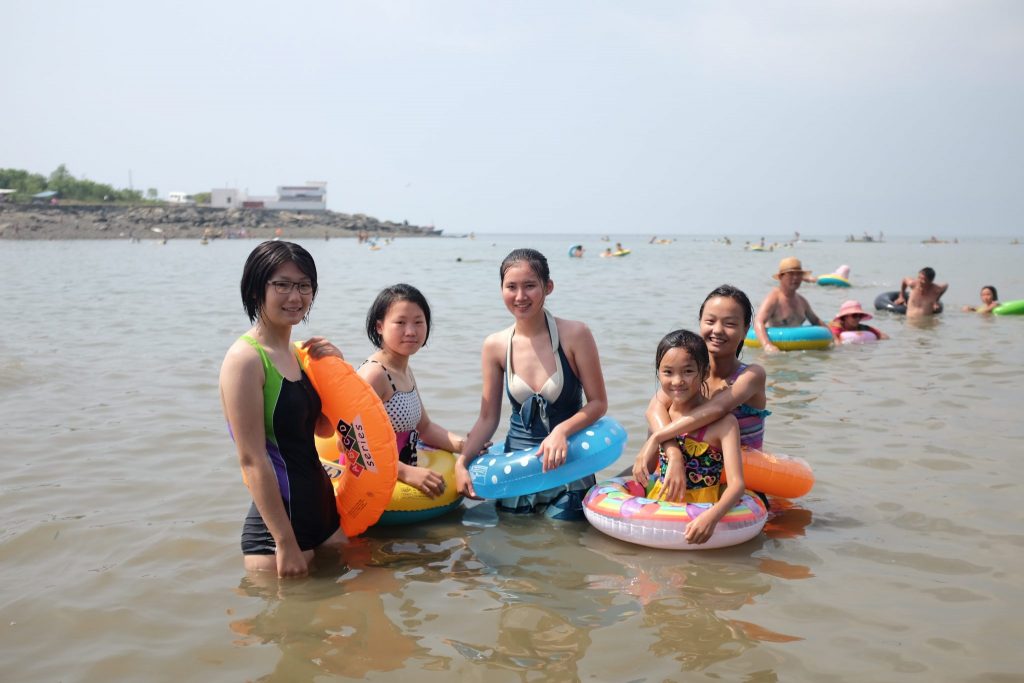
501, 262, 552, 320
700, 296, 748, 359
376, 299, 428, 357
658, 347, 704, 404
260, 261, 313, 327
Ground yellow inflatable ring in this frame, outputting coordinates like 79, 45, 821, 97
297, 344, 398, 537
377, 447, 463, 525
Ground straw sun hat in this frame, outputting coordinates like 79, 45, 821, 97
772, 257, 811, 280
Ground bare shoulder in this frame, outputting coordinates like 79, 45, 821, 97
220, 337, 264, 391
356, 358, 391, 394
481, 328, 510, 364
738, 362, 767, 382
222, 337, 261, 374
555, 317, 594, 345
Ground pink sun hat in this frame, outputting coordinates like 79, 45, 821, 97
835, 300, 873, 321
836, 264, 851, 279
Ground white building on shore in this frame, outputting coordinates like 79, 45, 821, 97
210, 182, 327, 211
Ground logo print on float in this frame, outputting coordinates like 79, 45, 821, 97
334, 416, 376, 477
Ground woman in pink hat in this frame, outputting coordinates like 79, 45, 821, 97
829, 300, 888, 342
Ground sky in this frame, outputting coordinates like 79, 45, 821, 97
3, 1, 1022, 235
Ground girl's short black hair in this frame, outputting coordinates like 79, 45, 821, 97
366, 283, 432, 348
500, 248, 550, 284
240, 241, 318, 323
699, 284, 754, 358
655, 329, 710, 397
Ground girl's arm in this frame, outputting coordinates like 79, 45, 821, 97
635, 364, 766, 465
538, 320, 608, 472
220, 342, 308, 577
454, 333, 506, 498
632, 393, 672, 485
684, 415, 744, 544
415, 399, 466, 453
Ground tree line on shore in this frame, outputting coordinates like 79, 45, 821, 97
0, 165, 155, 204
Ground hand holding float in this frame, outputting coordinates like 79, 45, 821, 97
469, 417, 627, 500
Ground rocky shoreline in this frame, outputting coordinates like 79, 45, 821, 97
0, 204, 443, 240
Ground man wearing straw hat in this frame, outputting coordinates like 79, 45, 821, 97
753, 257, 824, 354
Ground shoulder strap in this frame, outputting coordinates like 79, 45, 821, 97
241, 334, 276, 378
360, 358, 397, 392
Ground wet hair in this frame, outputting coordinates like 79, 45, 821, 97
240, 240, 318, 323
500, 248, 550, 284
920, 267, 936, 283
982, 285, 998, 300
655, 329, 710, 397
366, 283, 432, 348
698, 284, 753, 358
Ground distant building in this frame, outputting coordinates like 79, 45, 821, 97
167, 192, 195, 204
210, 182, 327, 211
211, 188, 242, 209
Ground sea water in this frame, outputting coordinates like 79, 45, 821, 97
1, 234, 1022, 681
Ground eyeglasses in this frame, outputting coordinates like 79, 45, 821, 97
268, 280, 313, 295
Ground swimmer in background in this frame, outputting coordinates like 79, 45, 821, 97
601, 247, 613, 258
633, 285, 770, 507
829, 300, 889, 341
962, 285, 1000, 314
358, 284, 477, 498
454, 248, 608, 520
753, 257, 824, 354
894, 266, 947, 317
635, 329, 745, 545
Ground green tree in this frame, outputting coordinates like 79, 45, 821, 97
147, 188, 158, 200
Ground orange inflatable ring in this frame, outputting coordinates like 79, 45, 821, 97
295, 344, 398, 536
719, 447, 814, 499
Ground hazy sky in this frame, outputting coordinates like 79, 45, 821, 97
4, 1, 1022, 235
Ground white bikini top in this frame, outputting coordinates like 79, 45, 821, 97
506, 310, 565, 404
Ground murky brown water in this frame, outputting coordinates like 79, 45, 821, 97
2, 235, 1021, 681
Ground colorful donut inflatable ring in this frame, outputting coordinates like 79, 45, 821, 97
994, 299, 1024, 316
744, 326, 833, 351
583, 478, 768, 550
839, 329, 879, 344
297, 344, 399, 537
469, 417, 628, 499
874, 291, 943, 315
720, 447, 814, 499
376, 448, 463, 525
817, 274, 851, 287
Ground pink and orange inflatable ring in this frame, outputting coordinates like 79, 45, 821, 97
584, 478, 767, 550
